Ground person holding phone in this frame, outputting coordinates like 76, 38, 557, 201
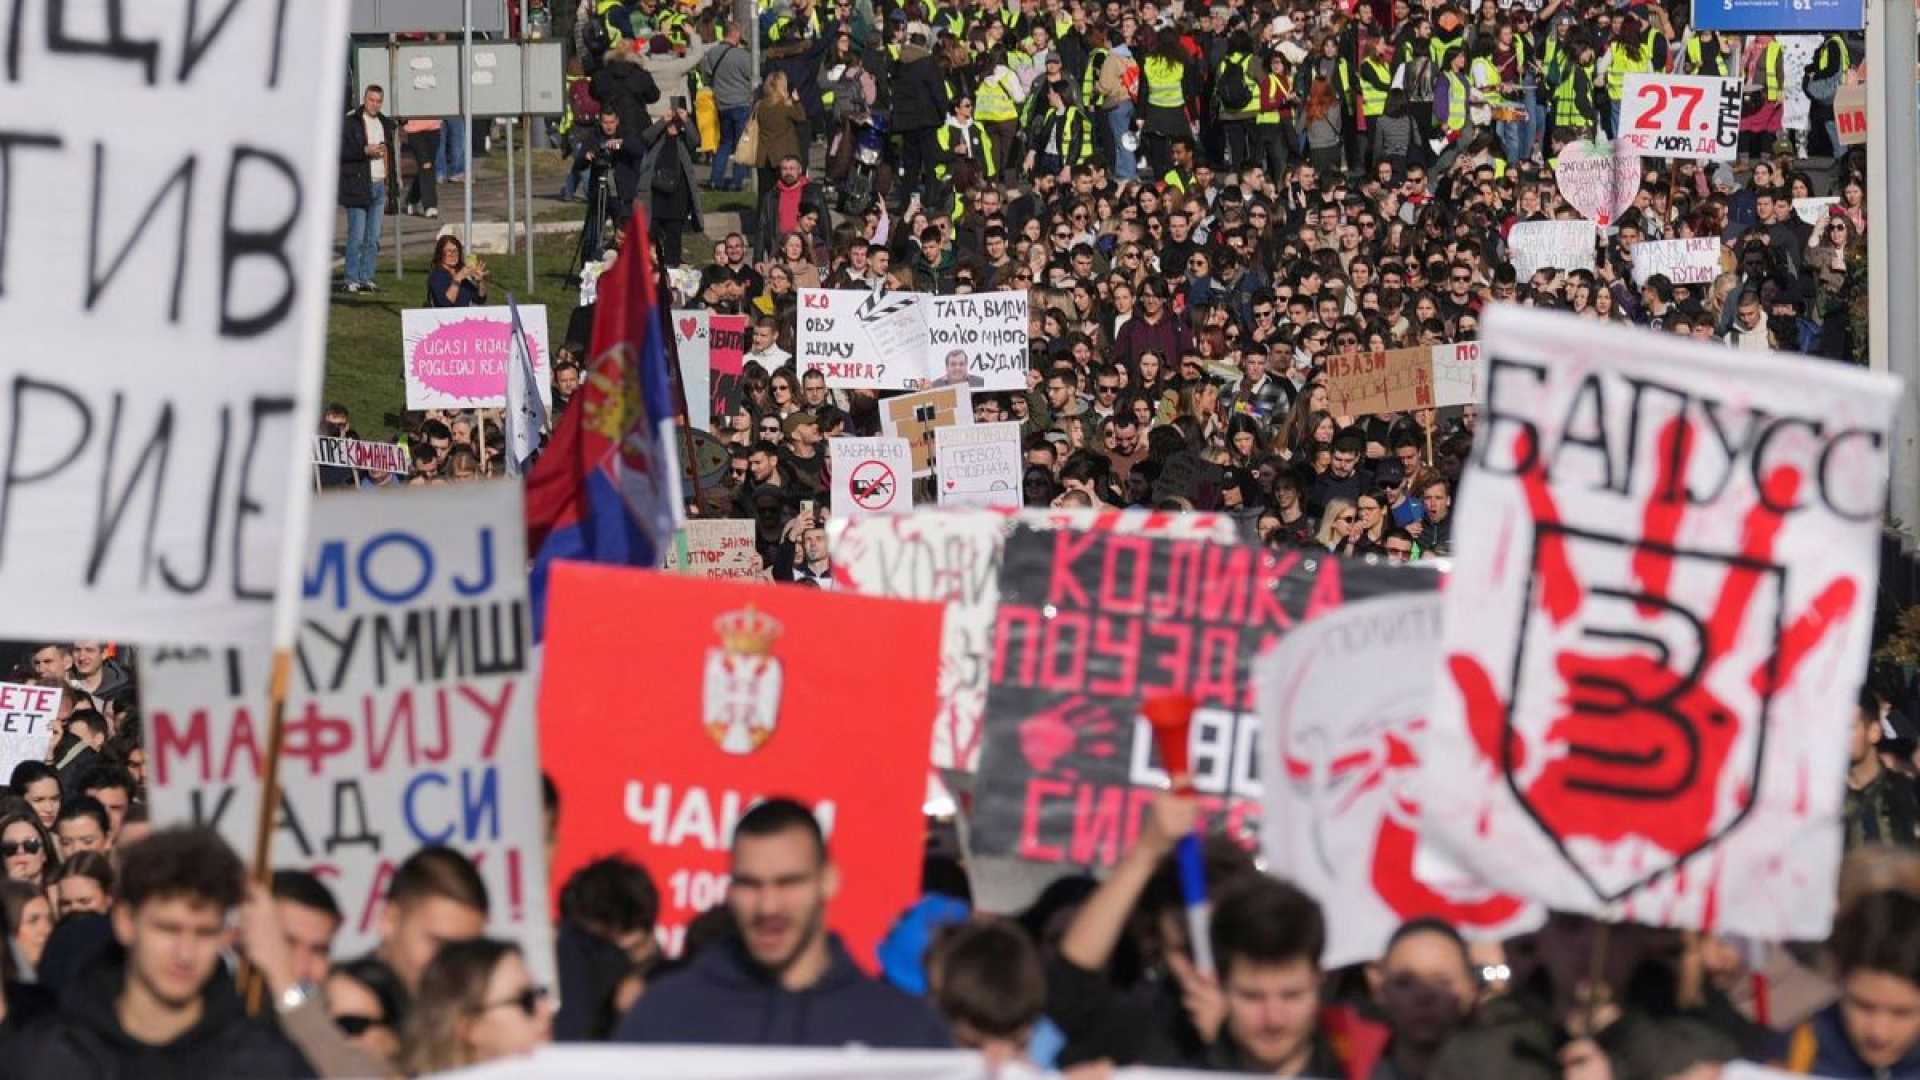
636, 101, 703, 265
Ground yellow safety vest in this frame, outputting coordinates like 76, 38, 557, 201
1443, 70, 1467, 131
977, 68, 1020, 121
1607, 46, 1652, 102
1684, 37, 1729, 76
1763, 40, 1783, 101
596, 0, 628, 47
1472, 56, 1506, 107
1144, 55, 1186, 108
1360, 57, 1391, 116
935, 122, 997, 178
1256, 72, 1286, 123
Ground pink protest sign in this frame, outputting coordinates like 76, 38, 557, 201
402, 305, 553, 410
1554, 140, 1643, 227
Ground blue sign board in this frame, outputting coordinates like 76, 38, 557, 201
1693, 0, 1862, 32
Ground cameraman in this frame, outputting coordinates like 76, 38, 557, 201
581, 109, 641, 254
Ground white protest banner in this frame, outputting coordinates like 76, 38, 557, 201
663, 519, 760, 579
1431, 342, 1481, 408
313, 437, 411, 475
935, 422, 1023, 510
830, 509, 1238, 773
830, 437, 913, 518
0, 683, 60, 783
926, 292, 1030, 391
1781, 36, 1820, 132
1631, 237, 1723, 286
1617, 73, 1741, 161
0, 2, 347, 646
448, 1045, 1013, 1079
797, 288, 931, 389
404, 305, 553, 411
1793, 197, 1839, 226
143, 482, 552, 982
1258, 590, 1542, 969
673, 308, 712, 432
1417, 305, 1898, 938
1508, 220, 1596, 280
1554, 140, 1643, 226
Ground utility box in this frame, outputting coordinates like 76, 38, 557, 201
351, 0, 509, 34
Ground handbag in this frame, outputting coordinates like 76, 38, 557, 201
732, 113, 761, 167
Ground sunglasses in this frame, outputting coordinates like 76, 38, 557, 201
1, 839, 40, 857
1337, 514, 1357, 523
334, 1014, 389, 1037
479, 985, 551, 1018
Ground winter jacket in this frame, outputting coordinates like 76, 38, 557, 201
634, 118, 705, 229
702, 41, 758, 109
337, 106, 398, 210
891, 45, 950, 131
1428, 992, 1740, 1080
1772, 1001, 1920, 1077
554, 921, 635, 1042
612, 933, 952, 1048
751, 98, 808, 167
591, 54, 663, 141
1, 945, 314, 1080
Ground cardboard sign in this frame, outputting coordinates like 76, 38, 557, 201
0, 1, 347, 645
143, 483, 553, 981
1324, 347, 1435, 417
1792, 197, 1839, 226
1431, 342, 1481, 408
1554, 140, 1644, 226
829, 438, 912, 518
663, 519, 760, 579
1617, 73, 1741, 161
797, 289, 931, 389
1258, 589, 1542, 969
314, 437, 411, 475
970, 532, 1416, 867
935, 422, 1023, 510
1418, 305, 1897, 938
882, 386, 972, 478
1834, 83, 1866, 146
0, 683, 60, 783
403, 305, 554, 411
1631, 237, 1724, 286
925, 292, 1029, 391
1508, 220, 1597, 279
830, 509, 1240, 774
540, 566, 941, 965
672, 310, 749, 431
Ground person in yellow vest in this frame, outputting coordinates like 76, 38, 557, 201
1024, 79, 1095, 176
1468, 40, 1506, 131
973, 46, 1027, 171
1161, 133, 1197, 192
1435, 46, 1471, 145
1252, 51, 1294, 180
1547, 36, 1598, 147
1600, 17, 1653, 140
1807, 31, 1854, 156
934, 95, 997, 187
1214, 30, 1261, 172
1739, 34, 1786, 158
1357, 33, 1394, 165
1136, 28, 1195, 182
1682, 30, 1732, 77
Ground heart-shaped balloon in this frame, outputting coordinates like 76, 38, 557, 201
1554, 140, 1642, 227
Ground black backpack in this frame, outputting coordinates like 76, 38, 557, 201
1216, 57, 1253, 111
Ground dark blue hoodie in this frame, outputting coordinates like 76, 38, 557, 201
613, 932, 951, 1048
1772, 1002, 1920, 1078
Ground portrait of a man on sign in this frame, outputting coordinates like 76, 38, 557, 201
926, 349, 986, 390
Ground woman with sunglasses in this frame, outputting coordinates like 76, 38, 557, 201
0, 811, 56, 890
399, 937, 552, 1074
328, 956, 406, 1069
1315, 497, 1361, 551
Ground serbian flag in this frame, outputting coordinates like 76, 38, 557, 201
525, 214, 684, 640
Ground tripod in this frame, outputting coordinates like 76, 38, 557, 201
570, 165, 620, 284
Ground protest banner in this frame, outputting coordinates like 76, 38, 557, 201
540, 566, 941, 965
970, 532, 1423, 867
449, 1045, 1237, 1078
663, 519, 760, 579
1554, 140, 1644, 226
1431, 342, 1481, 408
797, 288, 930, 389
1631, 237, 1724, 286
1417, 305, 1897, 937
1508, 220, 1597, 280
883, 386, 972, 477
708, 313, 748, 424
1257, 589, 1543, 968
1793, 197, 1839, 226
1617, 73, 1741, 161
313, 436, 411, 475
935, 422, 1024, 510
1781, 35, 1820, 132
925, 292, 1030, 391
403, 305, 554, 410
0, 683, 60, 784
830, 509, 1239, 774
0, 2, 347, 645
1834, 83, 1866, 146
1323, 346, 1434, 416
830, 437, 913, 518
672, 309, 712, 431
143, 483, 552, 980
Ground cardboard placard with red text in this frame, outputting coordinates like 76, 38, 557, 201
1324, 347, 1435, 417
540, 565, 941, 966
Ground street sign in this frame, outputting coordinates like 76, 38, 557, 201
1692, 0, 1861, 32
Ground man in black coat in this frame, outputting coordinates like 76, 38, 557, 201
339, 85, 399, 293
889, 27, 949, 209
1, 828, 313, 1079
590, 46, 662, 143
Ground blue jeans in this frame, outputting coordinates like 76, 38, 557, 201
1518, 85, 1542, 160
345, 181, 385, 285
437, 117, 469, 176
711, 105, 749, 187
1107, 100, 1137, 180
1495, 109, 1526, 166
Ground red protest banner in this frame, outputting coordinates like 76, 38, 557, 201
540, 564, 942, 968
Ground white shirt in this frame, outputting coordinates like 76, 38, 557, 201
363, 113, 387, 181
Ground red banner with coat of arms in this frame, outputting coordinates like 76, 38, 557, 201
539, 562, 943, 968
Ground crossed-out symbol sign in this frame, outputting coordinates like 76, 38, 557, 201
849, 460, 897, 511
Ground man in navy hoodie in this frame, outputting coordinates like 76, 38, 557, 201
614, 798, 950, 1047
1772, 889, 1920, 1077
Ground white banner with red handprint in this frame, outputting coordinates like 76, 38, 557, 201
1258, 589, 1544, 968
1417, 305, 1898, 940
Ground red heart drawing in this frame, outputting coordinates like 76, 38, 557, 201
677, 317, 698, 339
945, 479, 956, 489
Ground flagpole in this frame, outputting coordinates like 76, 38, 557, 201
656, 236, 706, 515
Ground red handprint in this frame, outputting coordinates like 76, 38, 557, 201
1451, 419, 1857, 902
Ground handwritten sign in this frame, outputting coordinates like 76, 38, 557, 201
0, 1, 348, 645
925, 292, 1029, 391
1431, 342, 1481, 408
797, 289, 930, 389
144, 483, 553, 983
1618, 73, 1741, 162
1554, 140, 1643, 226
403, 305, 554, 410
935, 422, 1023, 510
663, 519, 759, 578
1631, 238, 1724, 286
1324, 347, 1434, 416
314, 437, 410, 475
830, 438, 912, 518
1508, 220, 1597, 279
0, 683, 60, 783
